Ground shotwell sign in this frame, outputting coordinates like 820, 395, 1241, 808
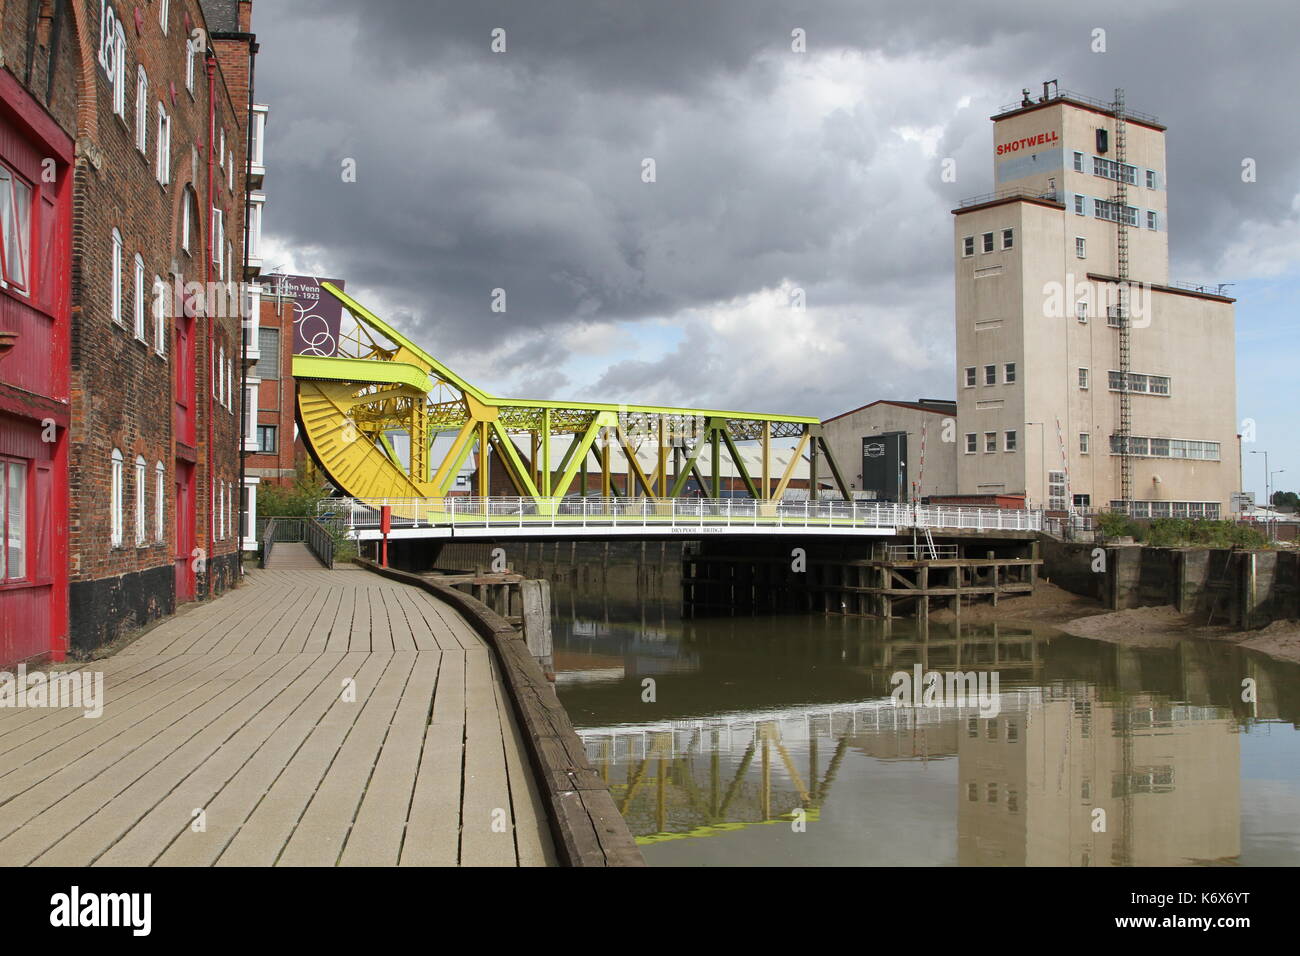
996, 130, 1060, 155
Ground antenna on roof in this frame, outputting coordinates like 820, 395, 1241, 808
1021, 88, 1034, 107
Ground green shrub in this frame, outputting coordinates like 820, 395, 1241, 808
1096, 510, 1140, 540
258, 476, 333, 518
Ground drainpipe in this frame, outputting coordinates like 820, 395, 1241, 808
205, 49, 217, 585
223, 33, 259, 569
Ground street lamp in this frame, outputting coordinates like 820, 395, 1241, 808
1026, 422, 1045, 509
1270, 469, 1286, 510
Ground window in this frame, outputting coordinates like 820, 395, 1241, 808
1072, 151, 1084, 172
984, 364, 996, 386
255, 328, 279, 379
964, 433, 977, 454
1108, 436, 1220, 461
257, 425, 278, 453
155, 462, 165, 542
1094, 200, 1138, 226
1080, 432, 1090, 454
1003, 362, 1016, 384
111, 229, 124, 325
227, 358, 234, 413
1108, 370, 1171, 395
1048, 471, 1067, 510
135, 68, 149, 153
1076, 301, 1088, 323
1093, 157, 1136, 184
1145, 169, 1156, 189
982, 232, 994, 253
159, 0, 168, 33
964, 366, 976, 388
211, 208, 223, 271
218, 345, 226, 406
100, 6, 126, 118
0, 162, 34, 294
185, 35, 196, 92
1073, 194, 1086, 215
1004, 430, 1017, 452
134, 456, 146, 546
1075, 237, 1086, 258
133, 254, 146, 340
110, 449, 124, 547
0, 459, 27, 580
1001, 228, 1013, 250
1107, 305, 1122, 327
1073, 494, 1091, 509
156, 103, 171, 185
984, 431, 996, 453
1146, 210, 1157, 230
153, 276, 167, 355
1078, 367, 1089, 389
181, 186, 198, 254
962, 236, 974, 257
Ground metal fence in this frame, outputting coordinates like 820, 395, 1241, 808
260, 516, 338, 569
317, 496, 1043, 534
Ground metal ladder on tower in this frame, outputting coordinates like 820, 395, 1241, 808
923, 526, 937, 560
1112, 87, 1133, 511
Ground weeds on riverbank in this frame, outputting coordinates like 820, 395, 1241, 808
1096, 512, 1269, 549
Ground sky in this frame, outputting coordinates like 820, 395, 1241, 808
250, 0, 1299, 503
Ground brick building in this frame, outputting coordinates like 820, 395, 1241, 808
0, 0, 261, 663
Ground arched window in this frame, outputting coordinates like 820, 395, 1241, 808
111, 229, 123, 325
155, 461, 165, 542
134, 456, 146, 546
133, 254, 146, 340
135, 67, 149, 153
110, 450, 124, 547
181, 186, 197, 254
153, 275, 167, 355
185, 35, 196, 92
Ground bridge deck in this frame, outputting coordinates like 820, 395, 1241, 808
0, 568, 555, 867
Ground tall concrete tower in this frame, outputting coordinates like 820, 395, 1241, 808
952, 85, 1238, 517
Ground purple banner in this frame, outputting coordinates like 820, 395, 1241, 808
271, 274, 346, 357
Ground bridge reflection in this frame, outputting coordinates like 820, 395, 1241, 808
580, 684, 1248, 864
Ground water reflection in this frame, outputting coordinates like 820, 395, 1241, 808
525, 546, 1300, 866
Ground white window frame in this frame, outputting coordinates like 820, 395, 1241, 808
1146, 210, 1157, 230
983, 431, 997, 454
211, 207, 223, 270
1001, 228, 1013, 250
1078, 367, 1089, 389
1003, 362, 1016, 384
133, 254, 146, 340
134, 456, 147, 546
1075, 237, 1086, 259
135, 67, 149, 153
186, 36, 196, 93
963, 366, 976, 388
156, 103, 171, 185
1080, 432, 1090, 455
153, 275, 167, 355
1076, 301, 1089, 323
1145, 169, 1156, 189
964, 433, 977, 455
983, 364, 996, 386
155, 461, 165, 542
111, 228, 124, 326
110, 449, 124, 547
981, 232, 994, 254
1004, 429, 1017, 452
961, 236, 974, 257
1072, 151, 1084, 172
1073, 194, 1085, 215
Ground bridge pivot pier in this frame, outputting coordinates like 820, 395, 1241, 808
681, 537, 1042, 619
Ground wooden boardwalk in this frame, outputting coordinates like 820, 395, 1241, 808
0, 568, 556, 867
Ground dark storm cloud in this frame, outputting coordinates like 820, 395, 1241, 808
252, 0, 1300, 414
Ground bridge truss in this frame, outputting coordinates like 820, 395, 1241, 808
295, 283, 851, 511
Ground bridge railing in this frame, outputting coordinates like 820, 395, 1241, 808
318, 496, 1042, 533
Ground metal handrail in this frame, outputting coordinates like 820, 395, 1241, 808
259, 517, 278, 569
316, 496, 1044, 533
304, 517, 336, 570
